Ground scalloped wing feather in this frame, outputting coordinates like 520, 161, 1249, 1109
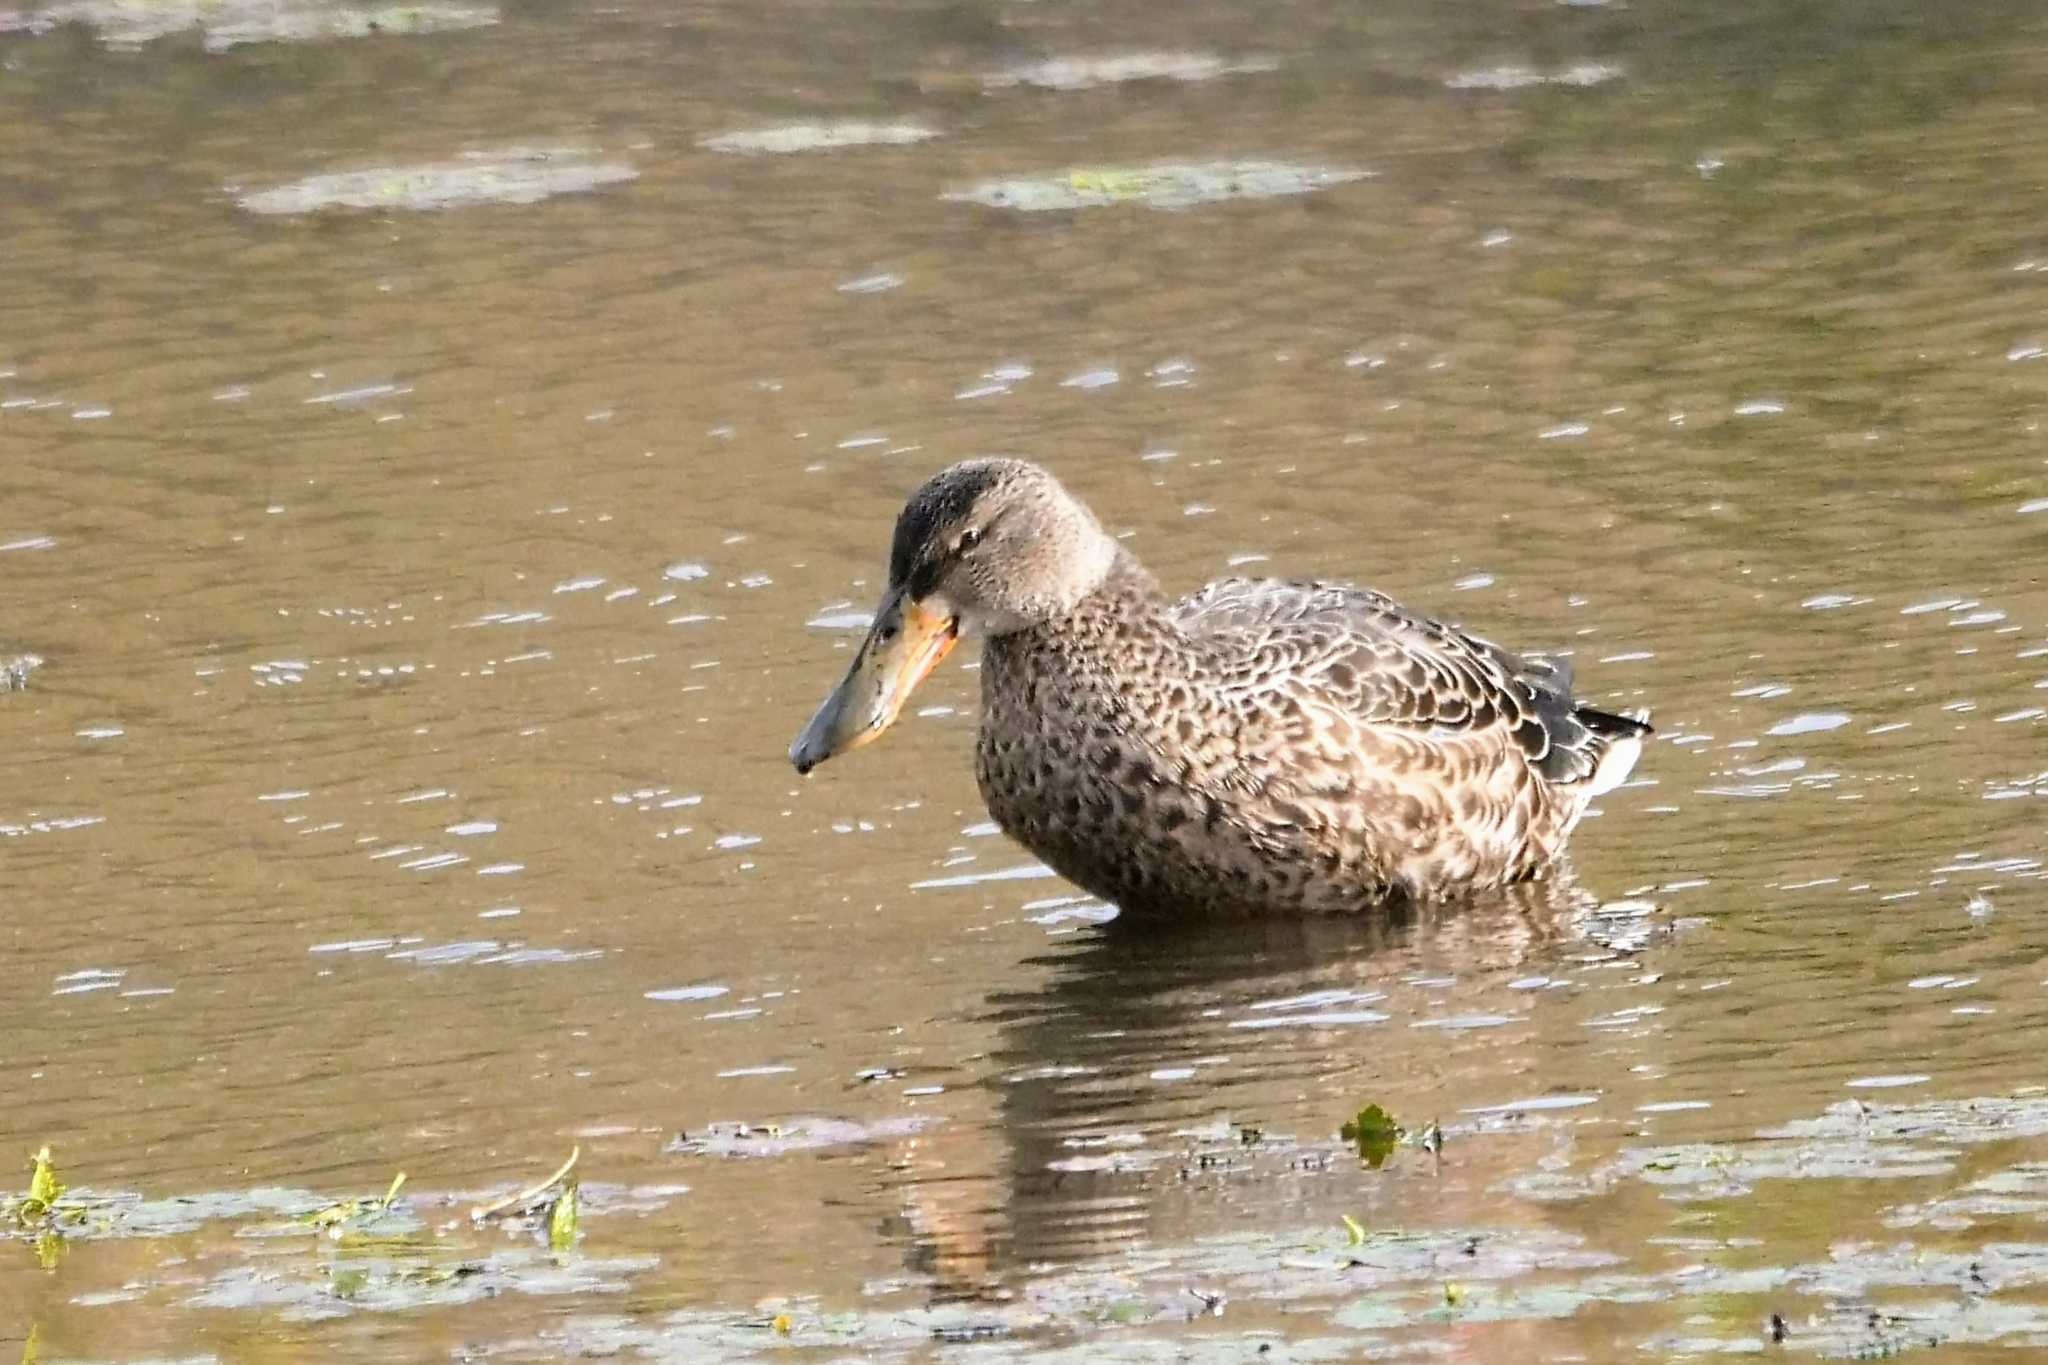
1170, 577, 1641, 790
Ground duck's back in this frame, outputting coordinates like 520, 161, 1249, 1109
975, 566, 1647, 914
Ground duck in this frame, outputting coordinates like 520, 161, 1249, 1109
789, 458, 1649, 915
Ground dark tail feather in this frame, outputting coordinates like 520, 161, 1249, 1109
1569, 704, 1651, 796
1494, 645, 1651, 793
1577, 704, 1652, 740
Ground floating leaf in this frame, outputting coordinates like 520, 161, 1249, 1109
1341, 1214, 1367, 1246
771, 1313, 792, 1335
1340, 1105, 1404, 1168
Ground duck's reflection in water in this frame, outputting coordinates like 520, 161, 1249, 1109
887, 872, 1638, 1297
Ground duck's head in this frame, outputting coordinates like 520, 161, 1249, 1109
789, 458, 1116, 774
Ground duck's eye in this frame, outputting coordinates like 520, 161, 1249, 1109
955, 526, 982, 554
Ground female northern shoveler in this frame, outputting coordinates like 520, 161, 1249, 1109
790, 459, 1649, 914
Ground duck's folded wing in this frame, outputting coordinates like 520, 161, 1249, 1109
1170, 578, 1627, 786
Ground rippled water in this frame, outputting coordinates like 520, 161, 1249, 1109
5, 0, 2048, 1358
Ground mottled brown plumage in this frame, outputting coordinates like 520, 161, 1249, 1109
791, 459, 1650, 914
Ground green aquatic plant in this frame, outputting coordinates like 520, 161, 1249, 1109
15, 1145, 64, 1224
12, 1147, 79, 1271
1339, 1105, 1403, 1168
547, 1179, 580, 1253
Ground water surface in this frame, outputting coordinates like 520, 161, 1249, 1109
5, 0, 2048, 1358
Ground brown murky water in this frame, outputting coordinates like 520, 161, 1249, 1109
6, 0, 2048, 1358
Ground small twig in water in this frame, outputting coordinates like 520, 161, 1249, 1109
470, 1146, 580, 1222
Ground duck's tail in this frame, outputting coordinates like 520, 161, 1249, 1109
1570, 705, 1652, 798
1486, 647, 1651, 797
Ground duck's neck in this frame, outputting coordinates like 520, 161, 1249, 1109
989, 545, 1166, 665
1067, 545, 1165, 626
1106, 543, 1163, 595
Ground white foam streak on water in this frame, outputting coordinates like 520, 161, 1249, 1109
1767, 712, 1850, 736
646, 985, 729, 1002
1229, 1010, 1390, 1030
911, 862, 1056, 889
1464, 1095, 1600, 1114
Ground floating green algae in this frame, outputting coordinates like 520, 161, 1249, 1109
982, 52, 1278, 92
698, 122, 937, 155
942, 161, 1369, 213
0, 0, 496, 51
236, 149, 636, 214
184, 1246, 656, 1321
1513, 1095, 2048, 1203
665, 1115, 934, 1158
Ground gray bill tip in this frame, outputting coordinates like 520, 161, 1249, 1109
788, 705, 842, 775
